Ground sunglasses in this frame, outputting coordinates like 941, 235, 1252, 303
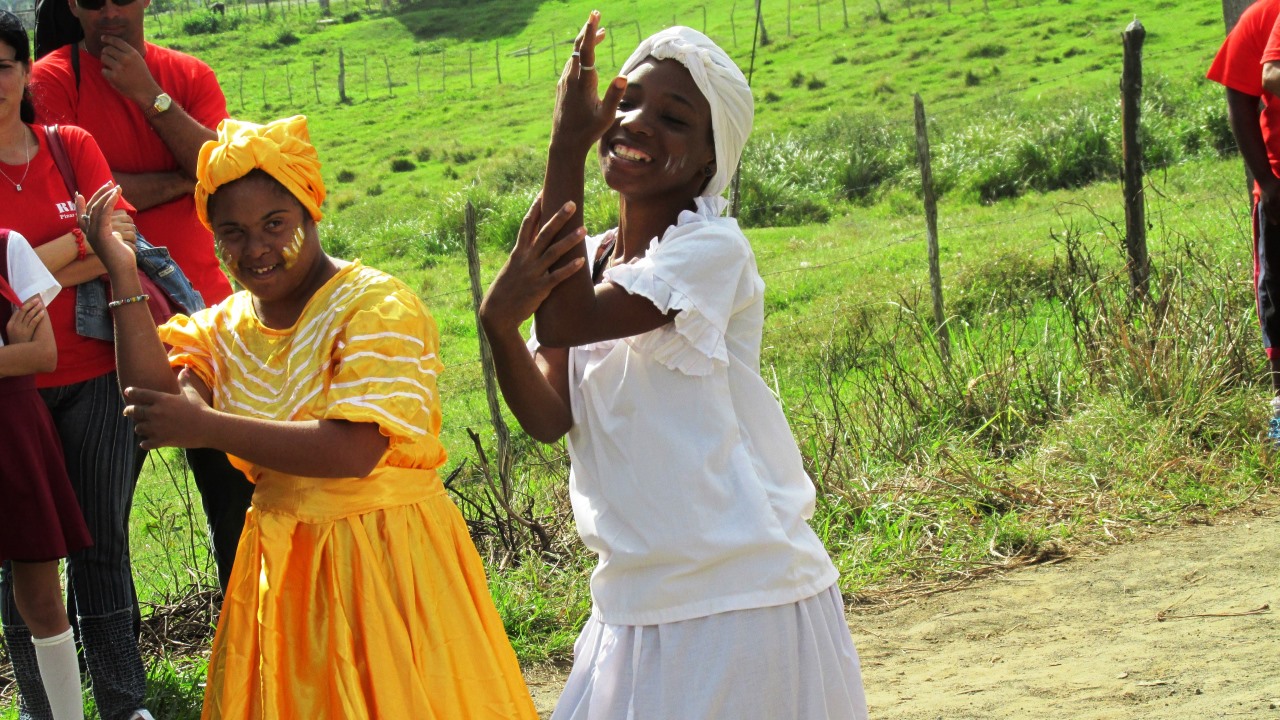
74, 0, 139, 10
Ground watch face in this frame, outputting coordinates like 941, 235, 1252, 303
154, 93, 172, 112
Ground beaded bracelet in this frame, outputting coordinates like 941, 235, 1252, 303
107, 294, 150, 310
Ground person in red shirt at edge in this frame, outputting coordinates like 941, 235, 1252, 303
1209, 0, 1280, 444
30, 0, 255, 597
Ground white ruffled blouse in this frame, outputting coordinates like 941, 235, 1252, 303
535, 197, 838, 626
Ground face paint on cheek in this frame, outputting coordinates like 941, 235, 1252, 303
281, 228, 304, 269
214, 239, 233, 268
662, 155, 689, 176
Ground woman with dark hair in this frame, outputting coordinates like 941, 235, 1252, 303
0, 11, 155, 720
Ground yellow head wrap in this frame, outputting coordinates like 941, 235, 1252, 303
195, 115, 326, 230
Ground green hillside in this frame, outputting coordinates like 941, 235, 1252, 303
148, 0, 1227, 216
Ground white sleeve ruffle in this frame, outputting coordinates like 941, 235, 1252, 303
607, 255, 728, 376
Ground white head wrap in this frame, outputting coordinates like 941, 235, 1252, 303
619, 26, 753, 202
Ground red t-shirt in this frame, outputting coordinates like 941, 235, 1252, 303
1208, 0, 1280, 184
31, 42, 233, 306
0, 125, 135, 387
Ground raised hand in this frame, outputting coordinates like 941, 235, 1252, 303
480, 198, 586, 333
98, 36, 164, 109
551, 10, 628, 155
76, 183, 135, 274
5, 296, 47, 344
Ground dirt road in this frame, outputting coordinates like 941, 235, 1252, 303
526, 502, 1280, 718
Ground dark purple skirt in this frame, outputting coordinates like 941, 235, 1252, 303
0, 374, 93, 563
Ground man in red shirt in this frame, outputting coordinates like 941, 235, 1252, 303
1208, 0, 1280, 442
30, 0, 252, 604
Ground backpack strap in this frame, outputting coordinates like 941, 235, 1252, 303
0, 230, 22, 308
43, 125, 78, 203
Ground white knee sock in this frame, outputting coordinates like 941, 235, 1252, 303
31, 628, 84, 720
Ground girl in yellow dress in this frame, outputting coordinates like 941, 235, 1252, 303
77, 115, 538, 720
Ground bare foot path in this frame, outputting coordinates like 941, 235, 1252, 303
526, 501, 1280, 719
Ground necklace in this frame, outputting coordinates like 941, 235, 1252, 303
0, 135, 32, 192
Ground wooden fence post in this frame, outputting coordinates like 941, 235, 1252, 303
383, 55, 392, 96
285, 63, 293, 104
362, 55, 369, 100
526, 43, 532, 81
416, 55, 422, 94
913, 93, 950, 366
755, 0, 769, 45
551, 30, 557, 73
464, 200, 514, 485
338, 48, 349, 103
495, 41, 502, 84
441, 49, 447, 92
312, 60, 320, 103
1121, 19, 1150, 300
469, 47, 474, 89
841, 0, 849, 28
730, 3, 737, 46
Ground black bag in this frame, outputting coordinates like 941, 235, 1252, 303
33, 0, 83, 64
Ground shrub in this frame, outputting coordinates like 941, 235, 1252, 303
391, 158, 416, 172
965, 43, 1007, 59
336, 170, 356, 183
181, 11, 239, 35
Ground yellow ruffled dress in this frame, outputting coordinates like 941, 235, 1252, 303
160, 262, 537, 719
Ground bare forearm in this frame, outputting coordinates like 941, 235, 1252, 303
0, 326, 56, 377
146, 107, 216, 179
533, 145, 597, 343
52, 257, 107, 287
114, 171, 191, 211
481, 319, 572, 442
1228, 90, 1278, 187
33, 232, 85, 274
201, 414, 388, 478
103, 270, 180, 395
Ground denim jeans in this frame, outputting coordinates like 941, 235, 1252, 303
1, 370, 147, 720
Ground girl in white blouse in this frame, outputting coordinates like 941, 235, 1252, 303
481, 16, 869, 720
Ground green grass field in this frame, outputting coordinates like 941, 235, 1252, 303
3, 0, 1274, 716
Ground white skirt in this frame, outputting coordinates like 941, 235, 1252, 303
551, 584, 869, 720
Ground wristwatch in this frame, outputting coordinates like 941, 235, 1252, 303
150, 92, 173, 116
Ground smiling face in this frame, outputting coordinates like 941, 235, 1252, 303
598, 58, 716, 205
208, 172, 324, 309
